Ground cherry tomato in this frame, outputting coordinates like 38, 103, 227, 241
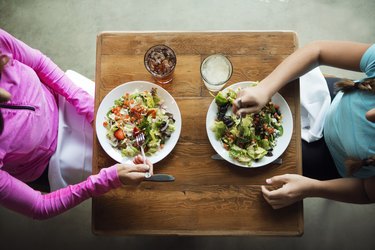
114, 129, 125, 140
133, 126, 140, 137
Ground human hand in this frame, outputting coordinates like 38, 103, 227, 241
133, 154, 154, 176
116, 155, 153, 186
261, 174, 316, 209
232, 85, 272, 115
0, 88, 11, 103
366, 107, 375, 123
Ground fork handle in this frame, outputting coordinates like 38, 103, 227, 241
140, 146, 151, 178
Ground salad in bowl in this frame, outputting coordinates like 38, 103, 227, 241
104, 88, 176, 157
96, 81, 181, 164
206, 81, 293, 168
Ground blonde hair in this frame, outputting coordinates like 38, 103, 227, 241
335, 78, 375, 176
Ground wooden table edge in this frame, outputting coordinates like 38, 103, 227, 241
92, 31, 303, 236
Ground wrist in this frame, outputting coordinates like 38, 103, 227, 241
303, 178, 321, 198
113, 164, 125, 187
258, 80, 276, 100
116, 164, 125, 174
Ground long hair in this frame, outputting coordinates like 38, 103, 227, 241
335, 78, 375, 176
335, 78, 375, 94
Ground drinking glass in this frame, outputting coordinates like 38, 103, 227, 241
144, 44, 177, 84
200, 54, 233, 92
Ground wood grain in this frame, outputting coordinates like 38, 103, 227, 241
93, 31, 302, 236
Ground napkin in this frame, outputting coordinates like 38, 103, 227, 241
48, 70, 95, 191
300, 67, 331, 142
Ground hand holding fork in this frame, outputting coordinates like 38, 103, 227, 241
135, 132, 152, 178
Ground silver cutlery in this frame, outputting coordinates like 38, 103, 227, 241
144, 174, 175, 182
135, 133, 173, 182
135, 132, 151, 178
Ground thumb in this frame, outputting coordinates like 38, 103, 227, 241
131, 163, 150, 173
0, 88, 11, 103
266, 174, 290, 186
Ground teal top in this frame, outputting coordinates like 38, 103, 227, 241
324, 44, 375, 178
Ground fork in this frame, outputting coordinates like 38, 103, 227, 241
237, 113, 243, 127
237, 113, 244, 135
135, 132, 151, 178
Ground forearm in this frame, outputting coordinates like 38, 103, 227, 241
0, 165, 121, 220
260, 42, 320, 96
35, 56, 95, 123
260, 41, 370, 98
308, 177, 373, 204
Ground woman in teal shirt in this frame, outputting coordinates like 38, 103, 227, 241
234, 41, 375, 209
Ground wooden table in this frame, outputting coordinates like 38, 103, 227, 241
93, 31, 302, 236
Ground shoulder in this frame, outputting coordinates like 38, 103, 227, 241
0, 29, 17, 56
360, 44, 375, 78
0, 28, 9, 39
0, 29, 14, 46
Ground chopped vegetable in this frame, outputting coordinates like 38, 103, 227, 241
114, 129, 125, 140
211, 87, 283, 166
215, 91, 229, 107
104, 88, 175, 157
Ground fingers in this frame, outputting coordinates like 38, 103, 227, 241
232, 98, 240, 114
261, 174, 303, 209
233, 97, 258, 116
131, 163, 150, 173
132, 155, 153, 175
146, 158, 154, 175
0, 88, 11, 103
133, 155, 143, 164
366, 108, 375, 123
232, 91, 262, 115
133, 155, 152, 165
121, 172, 149, 186
261, 185, 288, 209
262, 175, 290, 200
117, 163, 152, 186
236, 106, 261, 115
261, 175, 290, 209
261, 184, 284, 200
129, 172, 149, 180
266, 174, 289, 186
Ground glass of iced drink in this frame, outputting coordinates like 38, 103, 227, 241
144, 44, 177, 84
200, 54, 233, 92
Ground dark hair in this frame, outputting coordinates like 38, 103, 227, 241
335, 78, 375, 176
335, 78, 375, 94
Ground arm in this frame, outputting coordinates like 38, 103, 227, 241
234, 41, 371, 114
261, 174, 375, 209
0, 29, 94, 123
366, 108, 375, 122
0, 162, 150, 220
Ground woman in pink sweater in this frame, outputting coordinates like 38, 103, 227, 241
0, 29, 152, 219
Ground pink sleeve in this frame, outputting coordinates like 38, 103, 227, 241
0, 29, 94, 123
0, 165, 122, 220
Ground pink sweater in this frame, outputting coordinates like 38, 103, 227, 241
0, 29, 121, 219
